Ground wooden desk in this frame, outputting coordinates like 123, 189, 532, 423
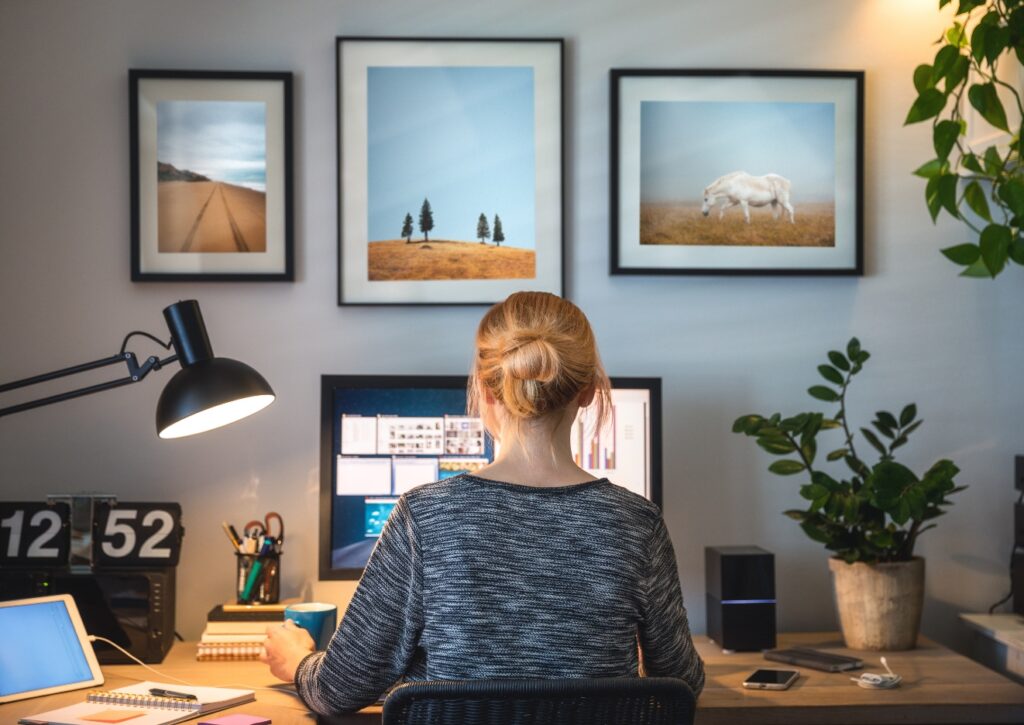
695, 632, 1024, 724
3, 633, 1022, 724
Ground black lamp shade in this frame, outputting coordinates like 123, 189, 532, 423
156, 357, 275, 439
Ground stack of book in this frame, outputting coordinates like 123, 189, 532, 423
197, 600, 293, 661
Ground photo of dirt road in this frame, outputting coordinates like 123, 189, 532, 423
158, 180, 266, 253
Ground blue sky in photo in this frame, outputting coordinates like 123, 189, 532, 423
367, 66, 535, 247
640, 101, 835, 203
157, 101, 267, 192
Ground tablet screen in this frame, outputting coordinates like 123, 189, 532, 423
0, 598, 97, 699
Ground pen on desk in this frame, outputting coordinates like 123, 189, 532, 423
149, 687, 198, 701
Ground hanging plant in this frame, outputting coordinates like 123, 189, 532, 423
906, 0, 1024, 278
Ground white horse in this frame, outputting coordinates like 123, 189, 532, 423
701, 171, 795, 224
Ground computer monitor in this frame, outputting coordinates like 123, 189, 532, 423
318, 375, 662, 580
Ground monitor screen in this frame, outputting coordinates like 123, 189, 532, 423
319, 375, 661, 579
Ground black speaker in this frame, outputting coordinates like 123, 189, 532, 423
705, 545, 776, 652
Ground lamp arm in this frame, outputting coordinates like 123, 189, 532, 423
0, 351, 179, 419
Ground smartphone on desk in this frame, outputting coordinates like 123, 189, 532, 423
742, 668, 800, 690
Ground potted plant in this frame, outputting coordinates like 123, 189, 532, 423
732, 338, 966, 650
905, 0, 1024, 278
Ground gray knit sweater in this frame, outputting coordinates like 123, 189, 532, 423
295, 475, 705, 715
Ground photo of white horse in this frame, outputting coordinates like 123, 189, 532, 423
639, 100, 835, 248
701, 171, 794, 224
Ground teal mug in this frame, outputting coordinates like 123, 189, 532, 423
284, 602, 338, 650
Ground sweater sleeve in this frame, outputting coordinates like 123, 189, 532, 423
294, 496, 423, 715
638, 515, 705, 696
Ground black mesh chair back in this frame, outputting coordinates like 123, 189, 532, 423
382, 677, 696, 725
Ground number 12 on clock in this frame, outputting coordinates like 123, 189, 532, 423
0, 502, 71, 564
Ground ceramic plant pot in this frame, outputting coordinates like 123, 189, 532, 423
828, 556, 924, 651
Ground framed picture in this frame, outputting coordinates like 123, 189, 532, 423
130, 70, 293, 281
336, 37, 564, 305
610, 69, 863, 276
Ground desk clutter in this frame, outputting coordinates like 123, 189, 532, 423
221, 513, 284, 605
17, 681, 254, 725
197, 603, 292, 662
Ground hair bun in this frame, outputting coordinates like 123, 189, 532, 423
501, 334, 560, 384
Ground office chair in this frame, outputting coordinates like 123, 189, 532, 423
382, 677, 696, 725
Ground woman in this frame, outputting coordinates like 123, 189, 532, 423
262, 291, 705, 714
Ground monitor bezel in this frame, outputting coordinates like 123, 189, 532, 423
319, 374, 662, 581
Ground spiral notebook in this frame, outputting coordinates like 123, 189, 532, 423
19, 681, 254, 725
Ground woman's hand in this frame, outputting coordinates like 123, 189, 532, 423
260, 620, 316, 682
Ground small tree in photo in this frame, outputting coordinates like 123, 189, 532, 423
419, 198, 434, 242
401, 213, 414, 244
477, 213, 491, 244
493, 214, 505, 247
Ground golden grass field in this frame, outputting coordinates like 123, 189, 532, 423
158, 181, 266, 253
368, 239, 536, 281
640, 201, 835, 247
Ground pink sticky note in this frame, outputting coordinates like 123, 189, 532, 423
198, 716, 271, 725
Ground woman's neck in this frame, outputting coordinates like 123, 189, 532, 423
473, 407, 600, 487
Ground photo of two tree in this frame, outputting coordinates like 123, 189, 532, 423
401, 198, 506, 247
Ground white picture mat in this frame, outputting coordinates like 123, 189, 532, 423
339, 39, 562, 303
616, 74, 859, 270
393, 458, 440, 494
136, 77, 286, 274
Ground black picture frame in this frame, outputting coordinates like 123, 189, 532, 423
336, 37, 565, 305
610, 69, 864, 276
130, 69, 294, 281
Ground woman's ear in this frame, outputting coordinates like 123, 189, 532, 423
484, 388, 497, 405
577, 384, 596, 407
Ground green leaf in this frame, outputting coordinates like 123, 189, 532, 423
828, 350, 850, 371
846, 338, 861, 359
913, 158, 945, 179
984, 146, 1003, 174
876, 411, 899, 431
845, 455, 871, 478
899, 404, 917, 427
968, 83, 1010, 132
860, 427, 888, 457
801, 436, 817, 466
757, 436, 798, 455
820, 418, 842, 430
933, 120, 962, 160
873, 420, 895, 439
913, 64, 935, 93
732, 414, 763, 434
979, 223, 1012, 277
800, 520, 832, 544
932, 45, 961, 83
826, 448, 849, 462
963, 181, 992, 221
869, 460, 920, 522
905, 88, 947, 124
925, 176, 943, 221
769, 459, 807, 475
956, 0, 985, 13
1009, 239, 1024, 265
936, 173, 959, 218
997, 179, 1024, 219
817, 365, 844, 385
902, 419, 923, 437
971, 21, 990, 62
947, 22, 967, 47
960, 256, 993, 277
783, 509, 807, 521
961, 153, 983, 173
941, 243, 981, 265
808, 385, 840, 402
945, 55, 971, 93
986, 26, 1011, 65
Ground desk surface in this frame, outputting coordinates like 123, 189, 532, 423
3, 632, 1023, 725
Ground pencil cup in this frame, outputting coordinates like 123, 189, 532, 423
235, 551, 281, 604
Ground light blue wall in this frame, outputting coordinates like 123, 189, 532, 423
1, 0, 1020, 650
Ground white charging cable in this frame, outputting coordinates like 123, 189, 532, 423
87, 634, 302, 697
850, 656, 902, 690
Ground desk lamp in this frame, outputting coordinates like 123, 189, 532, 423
0, 299, 275, 437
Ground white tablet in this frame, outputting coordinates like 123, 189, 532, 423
0, 594, 104, 703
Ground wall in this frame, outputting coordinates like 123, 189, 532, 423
1, 0, 1021, 650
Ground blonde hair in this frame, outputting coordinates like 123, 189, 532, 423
468, 292, 611, 444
